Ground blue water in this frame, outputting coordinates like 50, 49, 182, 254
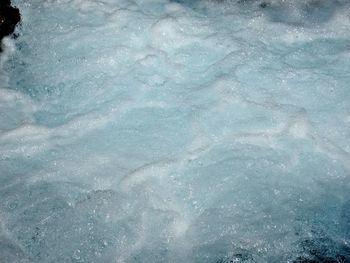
1, 0, 350, 262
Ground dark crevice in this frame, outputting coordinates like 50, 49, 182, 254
0, 0, 21, 51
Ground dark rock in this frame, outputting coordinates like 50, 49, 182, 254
0, 0, 21, 51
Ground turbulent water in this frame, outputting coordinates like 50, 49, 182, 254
1, 0, 350, 262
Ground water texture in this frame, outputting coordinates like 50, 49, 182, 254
0, 0, 350, 262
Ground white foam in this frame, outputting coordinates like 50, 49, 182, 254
1, 0, 350, 262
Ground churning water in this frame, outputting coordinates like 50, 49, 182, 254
1, 0, 350, 262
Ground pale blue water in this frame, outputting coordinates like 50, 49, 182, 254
0, 0, 350, 262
